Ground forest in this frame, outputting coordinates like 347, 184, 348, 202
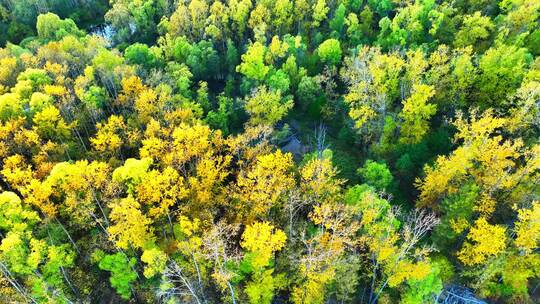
0, 0, 538, 303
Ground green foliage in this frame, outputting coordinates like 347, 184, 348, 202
124, 43, 161, 68
358, 160, 393, 191
187, 40, 220, 80
296, 75, 321, 110
244, 86, 293, 125
36, 13, 84, 41
205, 95, 236, 135
432, 183, 479, 247
317, 39, 342, 66
401, 263, 443, 304
476, 44, 532, 106
237, 42, 270, 81
329, 4, 347, 36
454, 12, 494, 50
97, 252, 138, 300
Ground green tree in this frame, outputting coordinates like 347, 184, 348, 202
329, 4, 346, 36
124, 43, 161, 69
36, 13, 84, 41
237, 42, 270, 81
477, 44, 532, 106
317, 39, 342, 66
187, 40, 220, 80
358, 160, 393, 191
96, 251, 138, 300
454, 12, 494, 50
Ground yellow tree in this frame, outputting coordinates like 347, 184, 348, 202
417, 109, 538, 216
458, 217, 507, 266
236, 150, 294, 222
44, 160, 111, 229
135, 166, 187, 219
91, 115, 140, 159
398, 84, 437, 144
292, 154, 359, 304
108, 196, 155, 250
341, 47, 405, 141
345, 187, 441, 304
240, 222, 287, 304
244, 86, 293, 126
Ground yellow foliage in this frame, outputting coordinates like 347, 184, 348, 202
399, 84, 437, 144
300, 157, 344, 202
91, 115, 126, 155
26, 179, 56, 217
267, 36, 289, 63
341, 47, 405, 130
241, 221, 286, 268
514, 201, 540, 253
236, 150, 294, 221
458, 218, 507, 266
171, 123, 214, 165
1, 154, 35, 191
141, 248, 168, 278
186, 155, 231, 215
117, 75, 144, 106
135, 88, 159, 123
417, 109, 533, 217
108, 196, 155, 249
135, 166, 187, 218
43, 160, 111, 227
387, 260, 431, 287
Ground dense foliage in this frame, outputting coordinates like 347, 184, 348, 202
0, 0, 538, 303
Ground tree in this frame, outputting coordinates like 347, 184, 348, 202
96, 251, 137, 300
187, 40, 220, 80
0, 191, 39, 233
458, 217, 507, 266
341, 47, 404, 141
514, 201, 540, 253
141, 248, 167, 278
106, 0, 160, 43
398, 84, 437, 144
244, 86, 293, 126
91, 115, 133, 158
329, 4, 346, 36
32, 105, 72, 141
358, 160, 393, 191
296, 76, 321, 111
36, 13, 84, 41
237, 42, 270, 81
272, 0, 294, 34
229, 0, 253, 38
317, 39, 342, 66
476, 44, 531, 106
206, 95, 235, 135
240, 222, 287, 304
0, 93, 24, 122
236, 150, 294, 221
454, 12, 494, 50
124, 43, 161, 68
108, 196, 155, 250
312, 0, 329, 28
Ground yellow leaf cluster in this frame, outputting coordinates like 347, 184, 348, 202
458, 217, 507, 266
236, 150, 294, 220
241, 221, 287, 269
108, 196, 155, 249
514, 201, 540, 253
